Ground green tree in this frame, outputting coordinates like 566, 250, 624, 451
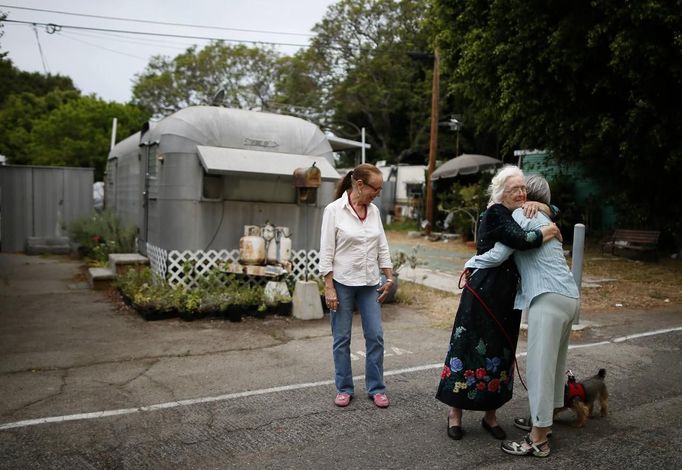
0, 56, 77, 106
432, 0, 682, 233
276, 0, 435, 165
132, 41, 282, 116
26, 96, 148, 179
0, 89, 81, 164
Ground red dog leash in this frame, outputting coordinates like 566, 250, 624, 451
458, 270, 528, 391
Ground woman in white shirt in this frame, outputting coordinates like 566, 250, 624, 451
319, 164, 394, 409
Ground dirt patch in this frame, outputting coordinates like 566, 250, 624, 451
387, 231, 682, 324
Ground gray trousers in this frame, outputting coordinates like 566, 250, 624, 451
526, 292, 579, 427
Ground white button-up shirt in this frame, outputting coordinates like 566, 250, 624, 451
319, 191, 392, 286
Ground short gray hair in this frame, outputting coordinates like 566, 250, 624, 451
488, 165, 524, 206
525, 174, 551, 205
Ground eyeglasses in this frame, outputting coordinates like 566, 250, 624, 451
363, 180, 383, 192
504, 185, 527, 195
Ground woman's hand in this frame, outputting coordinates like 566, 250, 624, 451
324, 284, 338, 311
522, 201, 551, 218
541, 222, 563, 243
377, 279, 393, 303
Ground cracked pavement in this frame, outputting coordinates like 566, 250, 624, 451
0, 252, 680, 469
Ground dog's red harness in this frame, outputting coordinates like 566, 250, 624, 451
565, 382, 586, 404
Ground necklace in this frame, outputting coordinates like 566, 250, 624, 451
348, 191, 367, 221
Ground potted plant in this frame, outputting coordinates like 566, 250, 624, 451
115, 267, 180, 321
273, 291, 293, 315
386, 246, 424, 303
224, 284, 266, 321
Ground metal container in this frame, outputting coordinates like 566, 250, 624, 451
293, 163, 321, 188
293, 163, 322, 203
267, 227, 292, 264
239, 225, 266, 265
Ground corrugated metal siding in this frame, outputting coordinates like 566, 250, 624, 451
0, 167, 32, 252
0, 165, 94, 252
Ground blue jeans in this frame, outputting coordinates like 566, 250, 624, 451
331, 280, 385, 396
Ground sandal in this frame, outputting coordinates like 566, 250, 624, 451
513, 416, 552, 438
501, 434, 551, 458
513, 416, 532, 431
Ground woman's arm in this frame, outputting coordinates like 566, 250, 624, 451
318, 206, 336, 278
465, 241, 514, 269
487, 205, 544, 251
376, 215, 393, 303
319, 207, 339, 311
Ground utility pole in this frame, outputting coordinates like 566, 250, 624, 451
425, 49, 440, 235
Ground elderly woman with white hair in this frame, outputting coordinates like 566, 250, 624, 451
435, 165, 561, 442
466, 174, 579, 458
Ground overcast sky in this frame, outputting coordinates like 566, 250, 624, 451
0, 0, 335, 103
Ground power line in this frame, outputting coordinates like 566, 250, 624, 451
1, 18, 311, 48
61, 27, 198, 51
0, 3, 315, 37
31, 23, 49, 73
59, 32, 151, 61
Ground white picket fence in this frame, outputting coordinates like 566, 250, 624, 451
145, 243, 321, 289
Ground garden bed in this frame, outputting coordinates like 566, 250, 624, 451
115, 266, 293, 322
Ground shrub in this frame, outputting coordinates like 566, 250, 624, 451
115, 267, 181, 312
115, 265, 269, 319
68, 209, 136, 263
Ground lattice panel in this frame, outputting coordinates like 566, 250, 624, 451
148, 246, 322, 288
291, 249, 320, 281
166, 249, 239, 288
146, 243, 168, 279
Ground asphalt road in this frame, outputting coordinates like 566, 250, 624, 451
1, 253, 681, 469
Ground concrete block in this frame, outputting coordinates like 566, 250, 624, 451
108, 253, 149, 275
88, 267, 116, 290
26, 237, 71, 255
292, 281, 323, 320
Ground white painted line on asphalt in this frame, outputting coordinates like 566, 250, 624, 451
611, 327, 682, 343
1, 326, 681, 431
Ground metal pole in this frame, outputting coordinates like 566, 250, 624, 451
361, 127, 366, 164
425, 49, 440, 235
110, 118, 118, 152
571, 223, 586, 325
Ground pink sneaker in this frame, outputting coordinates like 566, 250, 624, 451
371, 393, 390, 408
334, 393, 352, 407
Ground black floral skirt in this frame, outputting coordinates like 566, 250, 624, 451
435, 264, 522, 411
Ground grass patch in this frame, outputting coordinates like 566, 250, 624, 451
394, 279, 459, 327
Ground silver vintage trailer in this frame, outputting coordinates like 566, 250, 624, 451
105, 106, 340, 286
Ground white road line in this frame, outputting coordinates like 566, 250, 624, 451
1, 326, 680, 431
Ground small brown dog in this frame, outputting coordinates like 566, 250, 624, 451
554, 369, 608, 428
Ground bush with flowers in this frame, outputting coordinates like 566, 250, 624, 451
68, 209, 136, 265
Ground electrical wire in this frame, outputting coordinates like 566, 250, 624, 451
58, 32, 151, 61
1, 18, 311, 48
60, 28, 197, 52
31, 23, 49, 73
0, 3, 316, 37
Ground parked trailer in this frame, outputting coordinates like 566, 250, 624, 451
106, 106, 340, 257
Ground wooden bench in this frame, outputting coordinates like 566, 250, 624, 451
601, 229, 660, 259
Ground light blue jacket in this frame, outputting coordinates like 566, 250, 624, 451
464, 209, 579, 310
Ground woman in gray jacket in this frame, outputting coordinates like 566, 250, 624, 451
466, 174, 579, 458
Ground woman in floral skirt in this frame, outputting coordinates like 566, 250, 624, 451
435, 165, 560, 441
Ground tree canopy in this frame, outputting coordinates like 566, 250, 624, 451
301, 0, 437, 164
0, 56, 77, 106
131, 41, 282, 116
0, 56, 148, 179
431, 0, 682, 232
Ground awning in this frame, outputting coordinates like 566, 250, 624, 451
196, 146, 340, 180
326, 135, 371, 151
